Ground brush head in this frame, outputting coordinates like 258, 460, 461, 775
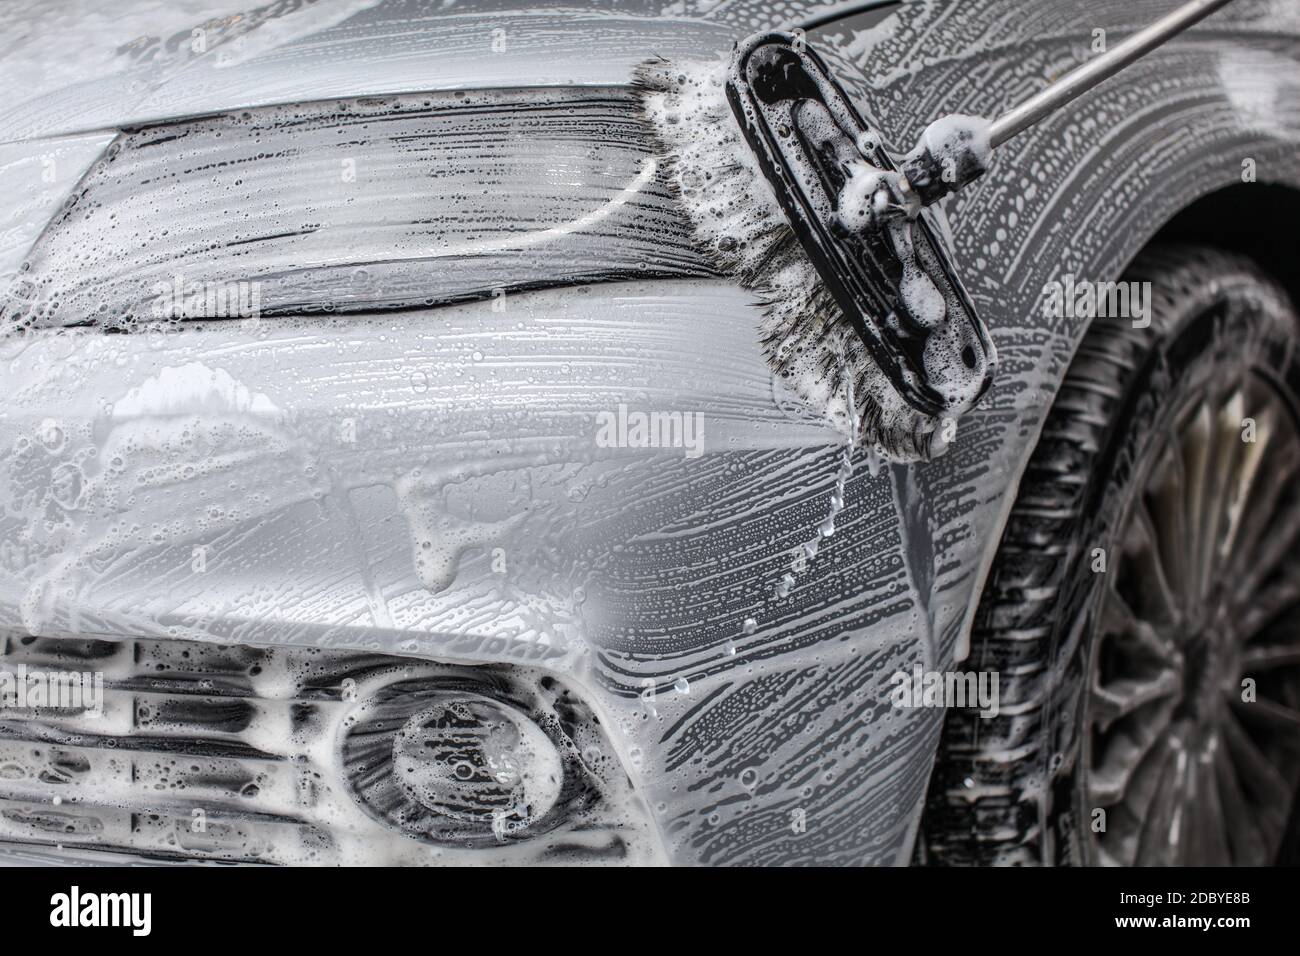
633, 36, 996, 462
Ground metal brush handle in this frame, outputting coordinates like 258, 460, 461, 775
987, 0, 1237, 148
899, 0, 1237, 208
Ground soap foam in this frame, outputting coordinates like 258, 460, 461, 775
634, 55, 967, 462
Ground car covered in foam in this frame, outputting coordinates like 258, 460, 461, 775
1, 0, 1299, 866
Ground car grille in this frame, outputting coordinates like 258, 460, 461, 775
0, 632, 657, 865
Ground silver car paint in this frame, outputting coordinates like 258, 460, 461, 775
1, 0, 1298, 864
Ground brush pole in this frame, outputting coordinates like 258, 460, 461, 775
987, 0, 1236, 148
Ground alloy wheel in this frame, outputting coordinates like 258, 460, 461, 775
1084, 369, 1300, 865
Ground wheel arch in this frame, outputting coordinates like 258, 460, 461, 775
925, 242, 1300, 863
957, 174, 1300, 670
1152, 180, 1300, 315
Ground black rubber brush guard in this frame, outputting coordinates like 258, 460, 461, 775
725, 32, 994, 418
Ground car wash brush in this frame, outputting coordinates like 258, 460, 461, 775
633, 0, 1235, 461
633, 34, 996, 462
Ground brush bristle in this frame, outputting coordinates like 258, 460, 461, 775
632, 56, 941, 462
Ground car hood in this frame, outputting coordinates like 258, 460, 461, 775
0, 0, 874, 143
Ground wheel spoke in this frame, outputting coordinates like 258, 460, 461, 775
1101, 582, 1178, 663
1128, 499, 1183, 626
1196, 754, 1227, 868
1134, 736, 1189, 865
1179, 402, 1214, 610
1230, 694, 1300, 735
1190, 750, 1232, 865
1224, 426, 1300, 582
1213, 744, 1270, 864
1217, 395, 1277, 572
1192, 389, 1244, 598
1150, 437, 1193, 613
1238, 534, 1300, 610
1091, 669, 1180, 731
1240, 641, 1300, 673
1089, 700, 1177, 806
1220, 711, 1290, 809
1235, 574, 1300, 643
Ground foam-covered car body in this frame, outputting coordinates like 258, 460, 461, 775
0, 0, 1297, 865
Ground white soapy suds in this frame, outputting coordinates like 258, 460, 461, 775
635, 55, 992, 462
16, 362, 311, 636
913, 113, 993, 174
888, 219, 947, 330
0, 0, 1286, 871
0, 0, 382, 114
391, 697, 564, 826
112, 362, 282, 419
837, 164, 909, 233
395, 466, 531, 595
637, 58, 898, 442
0, 636, 665, 865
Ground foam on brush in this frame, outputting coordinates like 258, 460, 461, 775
633, 55, 943, 462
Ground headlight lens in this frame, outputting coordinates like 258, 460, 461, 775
2, 87, 706, 332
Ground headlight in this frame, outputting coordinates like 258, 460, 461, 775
2, 87, 705, 332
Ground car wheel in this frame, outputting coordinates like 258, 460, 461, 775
923, 244, 1300, 865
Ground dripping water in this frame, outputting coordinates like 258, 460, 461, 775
730, 339, 880, 655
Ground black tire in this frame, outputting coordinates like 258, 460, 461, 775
923, 244, 1300, 866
